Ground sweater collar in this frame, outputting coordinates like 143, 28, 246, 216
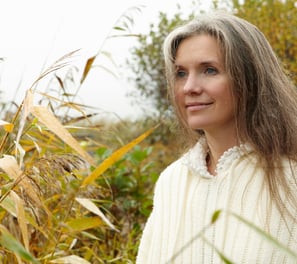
182, 137, 247, 179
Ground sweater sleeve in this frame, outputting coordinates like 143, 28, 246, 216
136, 161, 175, 263
136, 159, 189, 264
135, 204, 155, 263
136, 169, 162, 264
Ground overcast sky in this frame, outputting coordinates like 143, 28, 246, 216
0, 0, 210, 120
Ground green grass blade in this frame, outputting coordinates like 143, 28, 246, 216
229, 211, 297, 260
201, 235, 235, 264
0, 225, 40, 264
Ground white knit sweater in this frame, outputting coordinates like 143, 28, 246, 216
136, 138, 297, 264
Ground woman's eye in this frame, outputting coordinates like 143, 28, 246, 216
205, 67, 217, 75
176, 70, 187, 78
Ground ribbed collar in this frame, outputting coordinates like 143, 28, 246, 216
182, 137, 247, 179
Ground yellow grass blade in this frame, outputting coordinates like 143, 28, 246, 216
4, 123, 14, 133
0, 155, 42, 208
9, 191, 29, 251
80, 56, 96, 84
64, 216, 102, 232
30, 106, 95, 166
16, 89, 34, 144
81, 126, 157, 187
0, 120, 14, 133
0, 194, 18, 217
14, 141, 26, 168
30, 49, 79, 89
75, 197, 118, 231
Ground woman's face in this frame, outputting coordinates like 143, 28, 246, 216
174, 34, 236, 135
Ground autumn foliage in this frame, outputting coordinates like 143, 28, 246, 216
233, 0, 297, 84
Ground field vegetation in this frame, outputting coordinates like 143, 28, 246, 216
0, 0, 296, 263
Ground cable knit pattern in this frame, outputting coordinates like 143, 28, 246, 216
136, 138, 297, 264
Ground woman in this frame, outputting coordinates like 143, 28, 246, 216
136, 12, 297, 263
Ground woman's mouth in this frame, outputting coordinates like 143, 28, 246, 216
185, 102, 213, 111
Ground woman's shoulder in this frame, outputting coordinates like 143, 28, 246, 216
157, 156, 190, 182
155, 138, 209, 187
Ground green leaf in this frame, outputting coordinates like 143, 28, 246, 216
0, 225, 40, 264
113, 26, 125, 31
211, 210, 222, 224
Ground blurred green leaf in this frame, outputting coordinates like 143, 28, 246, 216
113, 26, 126, 31
65, 217, 103, 232
211, 210, 222, 224
0, 225, 39, 264
229, 211, 297, 260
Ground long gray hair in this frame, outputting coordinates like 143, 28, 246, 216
163, 12, 297, 221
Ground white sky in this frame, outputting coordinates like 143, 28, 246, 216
0, 0, 209, 120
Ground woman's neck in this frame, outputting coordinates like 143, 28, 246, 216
204, 131, 239, 175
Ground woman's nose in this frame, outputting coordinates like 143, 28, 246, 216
183, 73, 202, 95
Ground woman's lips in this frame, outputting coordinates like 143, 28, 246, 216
185, 102, 213, 111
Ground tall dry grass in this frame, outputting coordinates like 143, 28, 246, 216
0, 6, 162, 263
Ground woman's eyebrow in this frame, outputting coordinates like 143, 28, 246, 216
174, 60, 221, 68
